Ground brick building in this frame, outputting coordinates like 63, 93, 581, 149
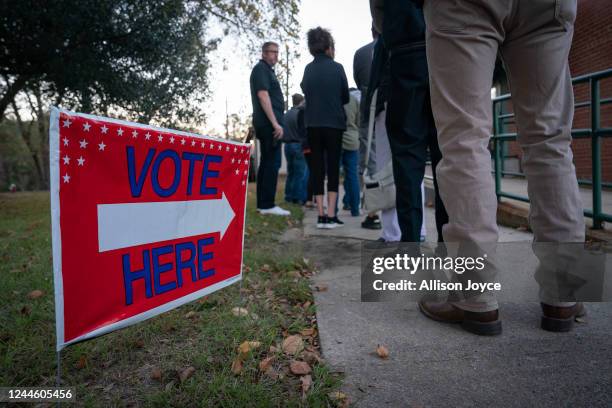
500, 0, 612, 183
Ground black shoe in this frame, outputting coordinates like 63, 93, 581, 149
361, 215, 381, 230
328, 216, 344, 228
316, 215, 328, 229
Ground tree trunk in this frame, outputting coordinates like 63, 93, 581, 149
10, 99, 44, 190
1, 76, 28, 122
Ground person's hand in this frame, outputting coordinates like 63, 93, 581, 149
273, 123, 284, 139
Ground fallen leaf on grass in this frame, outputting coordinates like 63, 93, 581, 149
288, 270, 302, 278
238, 341, 262, 356
314, 284, 328, 292
259, 356, 275, 372
301, 374, 312, 396
76, 355, 87, 369
231, 358, 243, 375
184, 311, 196, 319
27, 290, 44, 299
301, 351, 322, 365
263, 366, 279, 380
289, 360, 311, 375
231, 307, 249, 317
150, 368, 162, 381
260, 264, 271, 272
376, 344, 389, 359
282, 335, 304, 355
302, 301, 312, 309
329, 391, 348, 404
133, 339, 145, 349
179, 366, 196, 382
300, 328, 315, 337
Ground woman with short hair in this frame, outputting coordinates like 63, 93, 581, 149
301, 27, 350, 229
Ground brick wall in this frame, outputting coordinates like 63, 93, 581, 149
569, 0, 612, 183
500, 0, 612, 183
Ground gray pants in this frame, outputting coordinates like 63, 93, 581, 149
424, 0, 585, 310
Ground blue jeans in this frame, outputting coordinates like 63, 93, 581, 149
284, 142, 308, 203
341, 149, 360, 216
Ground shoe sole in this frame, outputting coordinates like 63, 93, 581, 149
316, 223, 326, 229
541, 316, 574, 332
417, 302, 502, 336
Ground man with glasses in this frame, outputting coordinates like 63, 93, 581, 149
250, 41, 290, 216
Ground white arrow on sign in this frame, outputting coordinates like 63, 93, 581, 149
97, 193, 235, 252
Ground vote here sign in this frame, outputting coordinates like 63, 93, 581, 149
49, 107, 250, 350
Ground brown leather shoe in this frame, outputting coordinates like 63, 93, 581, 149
418, 300, 502, 336
541, 302, 586, 332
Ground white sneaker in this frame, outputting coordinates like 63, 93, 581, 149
258, 206, 290, 216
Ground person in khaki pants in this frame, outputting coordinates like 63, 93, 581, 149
415, 0, 586, 334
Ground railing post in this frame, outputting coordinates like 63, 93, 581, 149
591, 78, 603, 229
493, 102, 502, 202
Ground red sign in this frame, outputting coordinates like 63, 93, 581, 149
49, 107, 250, 350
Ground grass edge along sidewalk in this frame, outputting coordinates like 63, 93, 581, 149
0, 187, 346, 407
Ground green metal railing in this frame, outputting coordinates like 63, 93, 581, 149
492, 68, 612, 229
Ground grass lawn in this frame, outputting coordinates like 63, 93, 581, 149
0, 185, 344, 407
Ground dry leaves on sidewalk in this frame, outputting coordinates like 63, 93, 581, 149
179, 366, 196, 382
300, 374, 312, 396
376, 344, 389, 359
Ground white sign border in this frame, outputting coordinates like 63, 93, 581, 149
49, 106, 250, 351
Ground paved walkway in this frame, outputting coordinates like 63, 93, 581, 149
300, 204, 612, 407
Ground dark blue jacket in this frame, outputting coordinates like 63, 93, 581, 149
300, 54, 350, 130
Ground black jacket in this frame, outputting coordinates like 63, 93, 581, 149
300, 54, 350, 130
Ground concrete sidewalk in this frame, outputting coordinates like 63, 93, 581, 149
302, 205, 612, 407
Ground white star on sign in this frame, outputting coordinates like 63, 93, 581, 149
235, 169, 240, 175
62, 155, 70, 165
132, 130, 138, 138
226, 146, 230, 152
145, 132, 151, 140
244, 170, 247, 175
234, 147, 237, 153
117, 128, 124, 136
237, 159, 241, 164
63, 137, 69, 146
170, 136, 175, 144
180, 139, 186, 145
62, 118, 72, 128
201, 142, 205, 148
77, 156, 85, 166
63, 173, 70, 183
101, 125, 108, 134
242, 180, 246, 186
158, 134, 163, 142
191, 140, 196, 147
98, 141, 106, 151
83, 122, 91, 132
231, 158, 235, 164
209, 143, 214, 149
79, 139, 88, 149
218, 145, 222, 150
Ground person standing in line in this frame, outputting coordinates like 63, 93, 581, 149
354, 27, 382, 230
341, 88, 362, 217
282, 93, 308, 205
301, 27, 350, 229
249, 41, 290, 216
370, 0, 448, 242
418, 0, 584, 334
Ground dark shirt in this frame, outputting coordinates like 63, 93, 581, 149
382, 1, 426, 50
282, 106, 306, 144
353, 41, 375, 92
250, 59, 285, 128
353, 40, 375, 128
300, 54, 350, 130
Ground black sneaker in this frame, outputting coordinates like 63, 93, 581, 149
327, 216, 344, 228
361, 215, 381, 230
316, 215, 328, 229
